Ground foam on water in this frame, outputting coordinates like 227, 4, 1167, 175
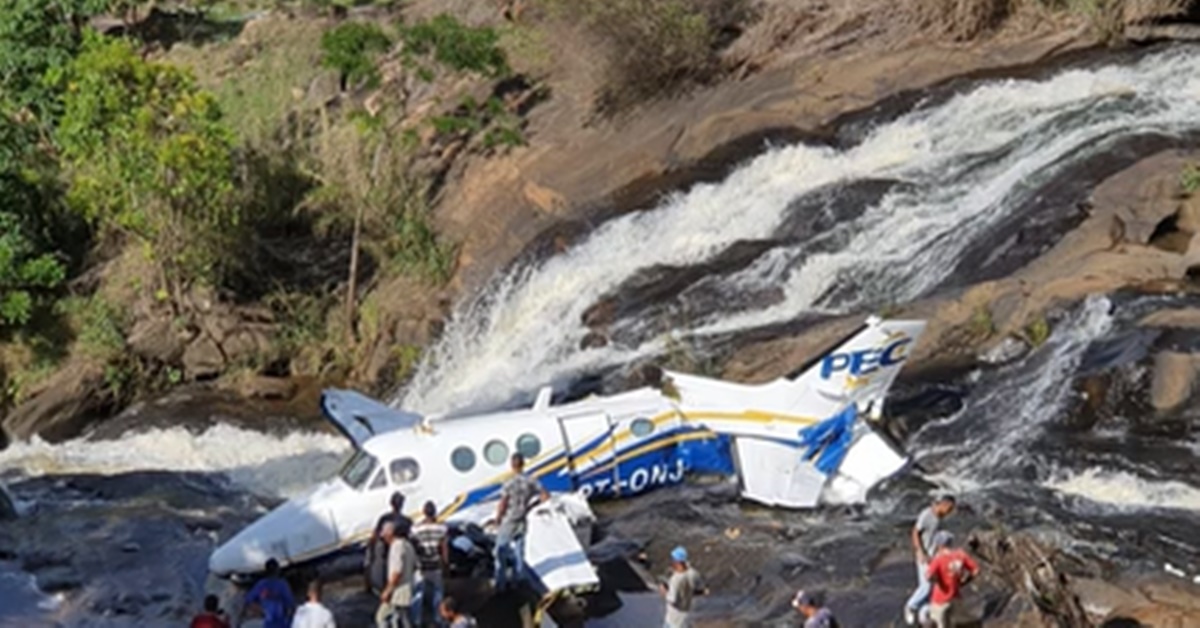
909, 296, 1114, 480
0, 425, 349, 499
401, 47, 1200, 415
1046, 467, 1200, 511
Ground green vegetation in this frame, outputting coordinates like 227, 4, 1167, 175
399, 14, 510, 78
1023, 315, 1051, 349
1181, 163, 1200, 196
57, 33, 242, 295
0, 118, 69, 331
320, 21, 392, 88
968, 304, 996, 340
0, 0, 103, 116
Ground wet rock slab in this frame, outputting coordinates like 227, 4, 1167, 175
0, 472, 265, 626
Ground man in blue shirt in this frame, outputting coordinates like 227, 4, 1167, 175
240, 558, 296, 628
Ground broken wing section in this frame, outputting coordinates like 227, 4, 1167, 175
321, 389, 425, 448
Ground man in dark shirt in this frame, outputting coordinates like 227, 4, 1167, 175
366, 491, 413, 594
792, 590, 839, 628
411, 500, 449, 627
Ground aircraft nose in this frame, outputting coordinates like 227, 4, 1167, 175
209, 538, 261, 577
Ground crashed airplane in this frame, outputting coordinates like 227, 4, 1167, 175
210, 316, 925, 606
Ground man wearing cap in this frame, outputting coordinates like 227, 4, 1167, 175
925, 531, 978, 628
659, 546, 706, 628
792, 590, 839, 628
904, 494, 956, 625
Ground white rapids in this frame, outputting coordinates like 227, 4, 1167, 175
400, 47, 1200, 416
0, 425, 349, 499
1045, 467, 1200, 512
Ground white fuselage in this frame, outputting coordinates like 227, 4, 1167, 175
210, 318, 925, 579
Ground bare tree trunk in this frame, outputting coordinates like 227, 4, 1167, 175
344, 141, 387, 347
344, 203, 365, 346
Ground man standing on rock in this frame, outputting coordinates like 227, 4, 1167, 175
291, 579, 336, 628
239, 558, 295, 628
367, 492, 412, 594
904, 494, 956, 625
411, 500, 449, 626
925, 531, 978, 628
491, 453, 548, 591
660, 545, 707, 628
378, 522, 418, 628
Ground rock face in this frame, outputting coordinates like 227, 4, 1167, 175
1148, 351, 1200, 411
724, 150, 1200, 382
436, 14, 1092, 293
1, 360, 110, 444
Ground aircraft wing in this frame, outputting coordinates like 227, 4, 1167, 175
320, 389, 424, 447
523, 493, 600, 594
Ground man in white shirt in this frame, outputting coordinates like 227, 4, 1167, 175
291, 580, 336, 628
378, 521, 417, 628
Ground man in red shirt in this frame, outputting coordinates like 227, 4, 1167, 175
924, 531, 978, 628
190, 594, 230, 628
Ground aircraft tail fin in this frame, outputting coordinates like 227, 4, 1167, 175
790, 316, 926, 412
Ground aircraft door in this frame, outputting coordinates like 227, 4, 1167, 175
556, 411, 619, 498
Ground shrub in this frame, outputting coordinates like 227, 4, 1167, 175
55, 33, 243, 297
320, 21, 392, 89
0, 115, 70, 331
57, 295, 128, 361
1181, 163, 1200, 196
0, 0, 106, 115
399, 14, 509, 78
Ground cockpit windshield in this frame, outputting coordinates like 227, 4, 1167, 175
339, 450, 379, 490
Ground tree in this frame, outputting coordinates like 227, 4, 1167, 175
0, 112, 69, 331
0, 0, 108, 116
301, 112, 454, 345
54, 32, 243, 299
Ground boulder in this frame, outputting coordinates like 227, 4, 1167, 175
219, 326, 273, 364
182, 336, 225, 381
1148, 351, 1200, 411
1073, 578, 1149, 619
1175, 194, 1200, 234
126, 316, 189, 364
1, 360, 108, 443
1090, 152, 1185, 245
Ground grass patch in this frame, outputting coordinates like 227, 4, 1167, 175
1023, 315, 1051, 348
968, 304, 996, 340
164, 15, 330, 147
57, 295, 129, 362
1181, 162, 1200, 196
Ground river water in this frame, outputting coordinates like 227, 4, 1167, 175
3, 46, 1200, 626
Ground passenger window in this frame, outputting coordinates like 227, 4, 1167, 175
451, 446, 476, 472
483, 439, 509, 466
631, 417, 655, 437
516, 433, 541, 459
390, 458, 420, 484
368, 469, 387, 490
